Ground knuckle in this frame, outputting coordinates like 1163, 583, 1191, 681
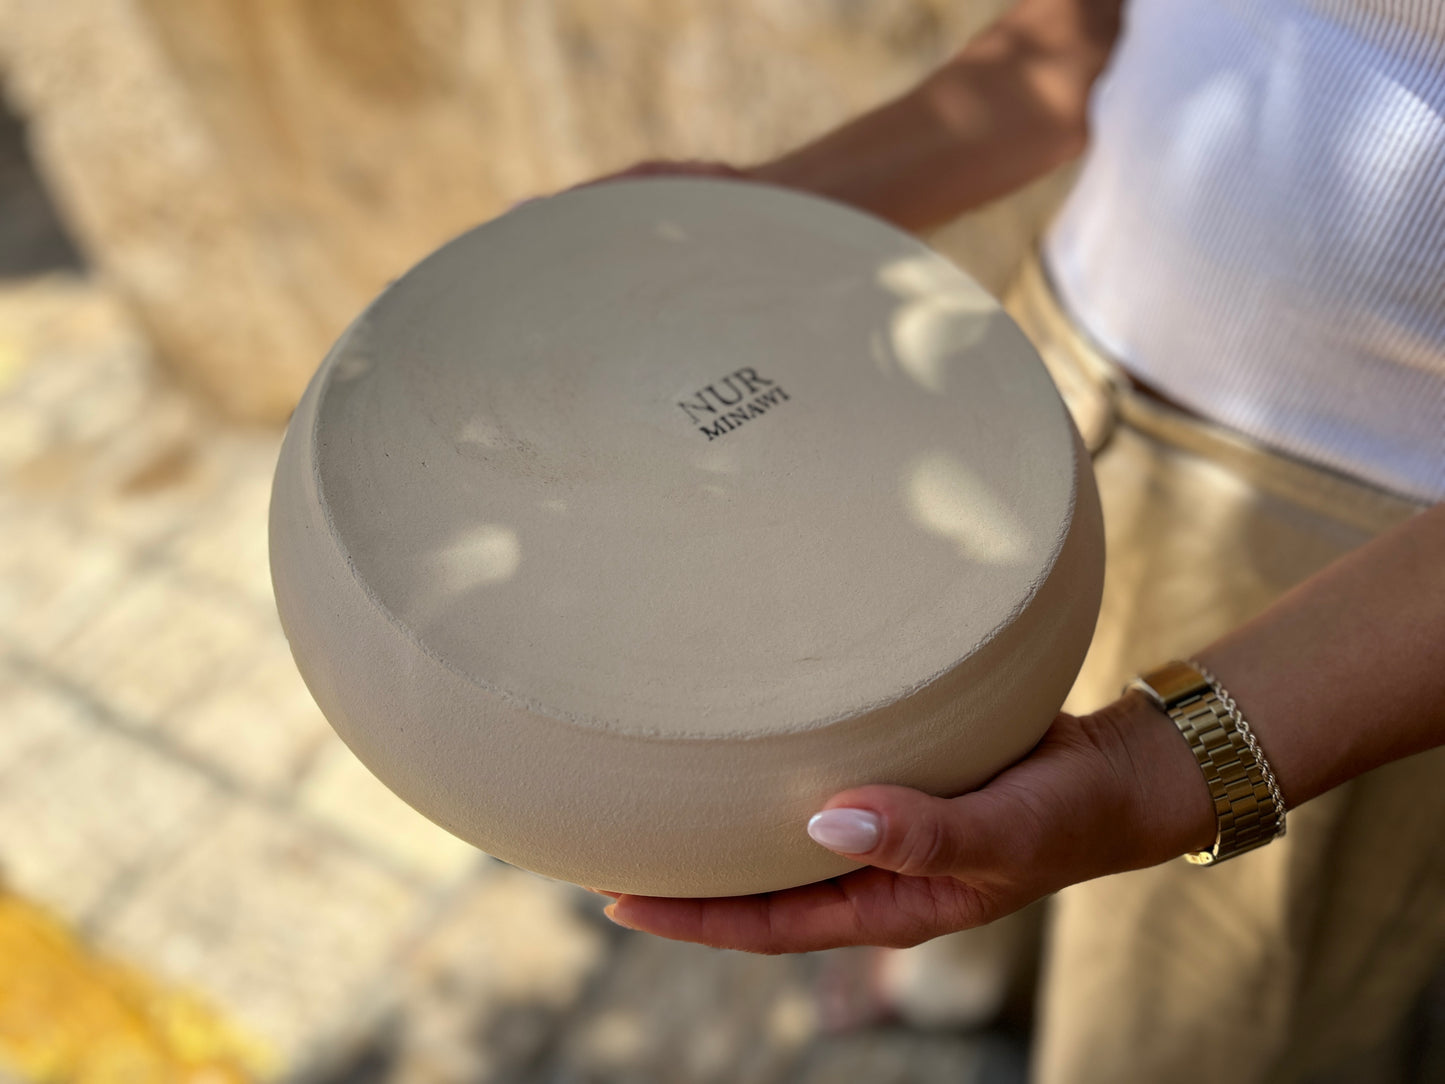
994, 791, 1051, 870
893, 809, 952, 876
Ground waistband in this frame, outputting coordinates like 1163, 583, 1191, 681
1004, 254, 1426, 536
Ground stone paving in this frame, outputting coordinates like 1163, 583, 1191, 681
0, 272, 1024, 1083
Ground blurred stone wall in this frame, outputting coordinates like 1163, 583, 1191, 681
0, 0, 1067, 421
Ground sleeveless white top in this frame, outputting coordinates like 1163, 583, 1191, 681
1044, 0, 1445, 503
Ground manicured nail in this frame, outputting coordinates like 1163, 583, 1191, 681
807, 808, 881, 854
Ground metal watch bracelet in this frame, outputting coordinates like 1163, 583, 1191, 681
1127, 660, 1286, 865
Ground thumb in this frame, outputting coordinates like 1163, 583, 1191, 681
806, 784, 1009, 879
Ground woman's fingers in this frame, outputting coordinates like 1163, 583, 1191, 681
605, 716, 1143, 955
806, 784, 1015, 879
605, 780, 1046, 952
606, 867, 995, 954
607, 876, 861, 953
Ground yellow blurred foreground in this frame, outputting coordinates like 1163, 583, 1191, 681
0, 890, 269, 1084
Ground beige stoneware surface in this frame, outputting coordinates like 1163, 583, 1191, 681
269, 178, 1103, 897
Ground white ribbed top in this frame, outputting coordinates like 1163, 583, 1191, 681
1045, 0, 1445, 502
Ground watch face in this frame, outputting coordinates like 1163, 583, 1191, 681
1135, 661, 1211, 708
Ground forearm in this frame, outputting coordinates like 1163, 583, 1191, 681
1112, 502, 1445, 860
750, 0, 1123, 230
1198, 501, 1445, 807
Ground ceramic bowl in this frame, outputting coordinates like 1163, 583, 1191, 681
269, 178, 1103, 896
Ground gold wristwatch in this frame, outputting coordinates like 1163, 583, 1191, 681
1127, 660, 1286, 865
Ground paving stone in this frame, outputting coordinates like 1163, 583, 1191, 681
25, 336, 152, 453
0, 667, 92, 782
0, 505, 134, 656
163, 433, 282, 608
1, 393, 225, 562
49, 565, 269, 728
0, 379, 49, 471
0, 277, 145, 392
326, 868, 826, 1084
66, 393, 229, 551
297, 739, 482, 885
345, 873, 1024, 1084
338, 867, 608, 1084
169, 636, 336, 795
0, 275, 167, 491
792, 1029, 1025, 1084
95, 800, 425, 1069
0, 699, 222, 922
546, 929, 823, 1084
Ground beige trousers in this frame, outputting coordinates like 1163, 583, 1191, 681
1000, 258, 1445, 1084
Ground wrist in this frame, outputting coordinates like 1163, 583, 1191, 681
1084, 692, 1220, 868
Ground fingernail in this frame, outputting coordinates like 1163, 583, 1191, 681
603, 903, 635, 929
807, 808, 881, 854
